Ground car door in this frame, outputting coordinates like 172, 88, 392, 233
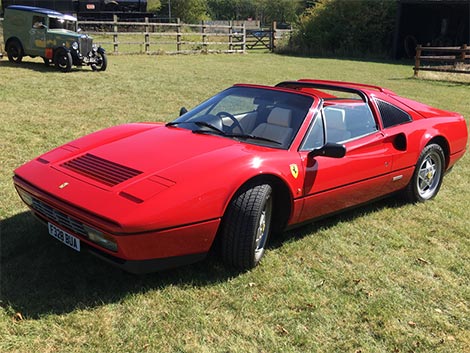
29, 15, 47, 57
294, 101, 401, 223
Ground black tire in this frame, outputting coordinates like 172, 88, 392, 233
6, 40, 23, 63
404, 144, 445, 202
54, 50, 72, 72
91, 52, 107, 72
220, 183, 273, 270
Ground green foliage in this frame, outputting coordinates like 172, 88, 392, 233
289, 0, 397, 58
170, 0, 210, 22
147, 0, 162, 13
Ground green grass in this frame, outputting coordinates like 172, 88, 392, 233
0, 53, 469, 353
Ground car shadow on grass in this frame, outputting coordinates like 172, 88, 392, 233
0, 60, 89, 73
1, 196, 408, 319
0, 212, 240, 319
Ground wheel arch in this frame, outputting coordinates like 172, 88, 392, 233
5, 37, 23, 51
425, 135, 450, 170
225, 173, 293, 234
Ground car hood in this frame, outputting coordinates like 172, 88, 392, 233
15, 123, 288, 231
62, 123, 246, 178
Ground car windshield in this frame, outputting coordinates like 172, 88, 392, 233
49, 17, 76, 31
169, 86, 314, 149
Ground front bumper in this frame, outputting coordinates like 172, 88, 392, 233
14, 177, 220, 273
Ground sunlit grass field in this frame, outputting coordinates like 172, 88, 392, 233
0, 53, 469, 353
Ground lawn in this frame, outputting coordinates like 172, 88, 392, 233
0, 53, 469, 353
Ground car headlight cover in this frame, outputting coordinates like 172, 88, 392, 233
72, 41, 79, 50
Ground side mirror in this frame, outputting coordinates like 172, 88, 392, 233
308, 143, 346, 159
179, 107, 188, 116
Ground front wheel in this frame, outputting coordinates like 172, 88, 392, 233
220, 183, 273, 270
54, 50, 72, 72
91, 52, 107, 71
404, 144, 445, 202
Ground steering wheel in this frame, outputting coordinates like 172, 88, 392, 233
216, 111, 245, 134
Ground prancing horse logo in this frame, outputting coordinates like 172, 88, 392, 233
59, 182, 69, 189
290, 164, 299, 179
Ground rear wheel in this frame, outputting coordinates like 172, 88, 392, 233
405, 144, 445, 202
54, 49, 72, 72
220, 183, 273, 270
6, 40, 23, 63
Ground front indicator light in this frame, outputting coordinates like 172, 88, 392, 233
16, 187, 33, 206
84, 225, 118, 252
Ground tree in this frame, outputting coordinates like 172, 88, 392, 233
147, 0, 162, 13
207, 0, 303, 24
290, 0, 397, 57
166, 0, 209, 23
257, 0, 303, 24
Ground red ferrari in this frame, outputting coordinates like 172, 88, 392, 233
13, 80, 468, 273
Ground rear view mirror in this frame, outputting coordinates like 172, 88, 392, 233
179, 107, 188, 116
308, 143, 346, 159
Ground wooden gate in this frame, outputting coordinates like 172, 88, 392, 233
246, 29, 273, 50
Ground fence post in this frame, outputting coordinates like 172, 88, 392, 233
242, 22, 246, 53
145, 17, 150, 54
176, 18, 181, 53
113, 14, 119, 54
271, 21, 277, 52
414, 44, 422, 77
201, 21, 207, 51
229, 20, 233, 52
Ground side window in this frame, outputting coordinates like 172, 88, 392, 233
324, 103, 377, 143
301, 112, 325, 150
375, 99, 412, 128
32, 16, 46, 29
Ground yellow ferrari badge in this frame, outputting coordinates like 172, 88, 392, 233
59, 182, 69, 189
290, 164, 299, 179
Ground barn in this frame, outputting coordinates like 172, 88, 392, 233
394, 0, 470, 58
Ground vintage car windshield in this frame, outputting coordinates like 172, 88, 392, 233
49, 17, 76, 31
170, 86, 314, 149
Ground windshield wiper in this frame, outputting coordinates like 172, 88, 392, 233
226, 133, 282, 145
192, 121, 226, 135
167, 121, 226, 135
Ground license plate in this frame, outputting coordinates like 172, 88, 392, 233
48, 223, 81, 252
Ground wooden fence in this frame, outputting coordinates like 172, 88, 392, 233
0, 16, 292, 57
78, 16, 247, 54
414, 44, 470, 76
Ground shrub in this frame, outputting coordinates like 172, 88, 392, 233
285, 0, 397, 58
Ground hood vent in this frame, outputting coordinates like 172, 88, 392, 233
61, 153, 143, 187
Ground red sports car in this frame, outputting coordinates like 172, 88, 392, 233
13, 80, 468, 273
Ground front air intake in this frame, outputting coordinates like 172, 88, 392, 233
61, 153, 143, 187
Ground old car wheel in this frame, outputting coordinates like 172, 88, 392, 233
54, 50, 72, 72
221, 183, 273, 270
91, 52, 107, 72
6, 40, 23, 63
405, 144, 445, 202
